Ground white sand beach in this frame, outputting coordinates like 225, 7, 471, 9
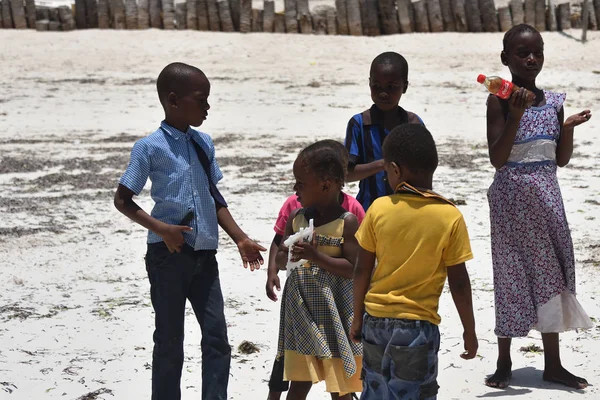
0, 29, 599, 399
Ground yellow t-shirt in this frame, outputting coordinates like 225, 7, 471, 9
355, 192, 473, 325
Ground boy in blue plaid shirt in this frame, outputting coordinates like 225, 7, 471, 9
114, 62, 266, 400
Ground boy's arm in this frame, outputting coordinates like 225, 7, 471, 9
293, 214, 359, 279
266, 234, 283, 301
447, 263, 478, 359
216, 206, 266, 271
346, 160, 385, 183
351, 247, 376, 342
114, 184, 192, 253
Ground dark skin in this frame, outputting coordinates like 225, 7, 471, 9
273, 157, 359, 400
349, 162, 478, 361
114, 71, 266, 270
347, 63, 422, 183
485, 31, 591, 390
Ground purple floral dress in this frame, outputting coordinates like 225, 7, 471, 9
487, 91, 589, 338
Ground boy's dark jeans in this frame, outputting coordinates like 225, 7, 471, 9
145, 242, 231, 400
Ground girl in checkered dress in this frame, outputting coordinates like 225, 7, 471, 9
275, 141, 363, 399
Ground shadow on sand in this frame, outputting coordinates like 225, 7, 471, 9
477, 367, 590, 398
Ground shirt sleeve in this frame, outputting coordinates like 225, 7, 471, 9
344, 115, 362, 166
349, 197, 366, 225
207, 137, 224, 184
119, 140, 150, 195
355, 207, 376, 253
273, 196, 299, 235
443, 214, 474, 267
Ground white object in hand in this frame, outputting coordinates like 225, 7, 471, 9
284, 219, 314, 276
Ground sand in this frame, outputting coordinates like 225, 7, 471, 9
0, 29, 599, 400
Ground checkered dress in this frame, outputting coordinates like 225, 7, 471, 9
276, 209, 362, 379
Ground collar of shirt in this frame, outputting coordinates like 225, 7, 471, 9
364, 104, 408, 127
160, 120, 195, 141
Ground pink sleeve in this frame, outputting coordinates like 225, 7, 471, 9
274, 195, 302, 235
342, 193, 366, 224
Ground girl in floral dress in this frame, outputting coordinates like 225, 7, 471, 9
484, 24, 593, 390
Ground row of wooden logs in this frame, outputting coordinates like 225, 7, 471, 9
1, 0, 599, 33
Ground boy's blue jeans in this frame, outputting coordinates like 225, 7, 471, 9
360, 314, 440, 400
145, 242, 231, 400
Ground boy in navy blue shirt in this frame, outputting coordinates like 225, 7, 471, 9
114, 62, 266, 400
344, 52, 424, 211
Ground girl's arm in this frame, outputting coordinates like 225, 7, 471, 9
291, 214, 359, 279
556, 108, 592, 167
265, 234, 283, 301
487, 90, 529, 169
275, 209, 299, 270
350, 247, 377, 342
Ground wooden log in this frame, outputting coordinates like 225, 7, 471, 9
346, 0, 362, 34
547, 1, 557, 30
479, 0, 498, 32
297, 0, 312, 33
588, 0, 598, 28
313, 9, 327, 33
582, 0, 588, 39
0, 1, 3, 28
440, 0, 456, 30
251, 7, 262, 31
75, 0, 87, 28
206, 0, 219, 30
98, 0, 111, 27
162, 0, 175, 28
218, 0, 234, 31
10, 0, 28, 28
86, 0, 99, 27
58, 5, 76, 30
498, 6, 512, 30
25, 0, 35, 28
263, 0, 274, 31
413, 0, 429, 31
36, 6, 50, 21
239, 0, 250, 32
125, 0, 138, 28
595, 0, 600, 28
363, 0, 380, 35
197, 0, 209, 29
557, 2, 570, 30
48, 20, 61, 30
327, 6, 337, 33
112, 0, 126, 28
464, 0, 482, 31
35, 19, 49, 30
570, 3, 581, 28
1, 0, 12, 28
534, 0, 545, 30
49, 6, 59, 20
509, 0, 524, 24
175, 1, 186, 28
335, 0, 348, 34
274, 11, 285, 31
186, 0, 197, 28
149, 0, 161, 27
230, 0, 239, 30
377, 0, 399, 33
451, 0, 468, 31
284, 0, 297, 32
524, 0, 535, 25
427, 0, 444, 32
397, 0, 413, 32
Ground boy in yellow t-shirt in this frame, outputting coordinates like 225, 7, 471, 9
350, 124, 478, 400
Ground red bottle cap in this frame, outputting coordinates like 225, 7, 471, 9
477, 74, 486, 83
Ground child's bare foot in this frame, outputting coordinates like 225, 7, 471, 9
543, 366, 588, 389
485, 364, 512, 389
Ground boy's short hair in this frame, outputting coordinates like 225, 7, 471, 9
382, 124, 438, 175
156, 62, 206, 105
299, 140, 346, 184
370, 52, 409, 82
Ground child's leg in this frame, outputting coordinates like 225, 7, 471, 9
267, 355, 289, 400
485, 338, 512, 388
187, 250, 231, 400
287, 381, 312, 400
541, 333, 588, 389
330, 393, 352, 399
145, 242, 191, 400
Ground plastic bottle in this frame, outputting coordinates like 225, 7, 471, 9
477, 74, 535, 104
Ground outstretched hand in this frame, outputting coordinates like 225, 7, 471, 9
238, 237, 266, 271
565, 110, 592, 130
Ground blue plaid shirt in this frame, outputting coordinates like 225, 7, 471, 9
119, 121, 223, 250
